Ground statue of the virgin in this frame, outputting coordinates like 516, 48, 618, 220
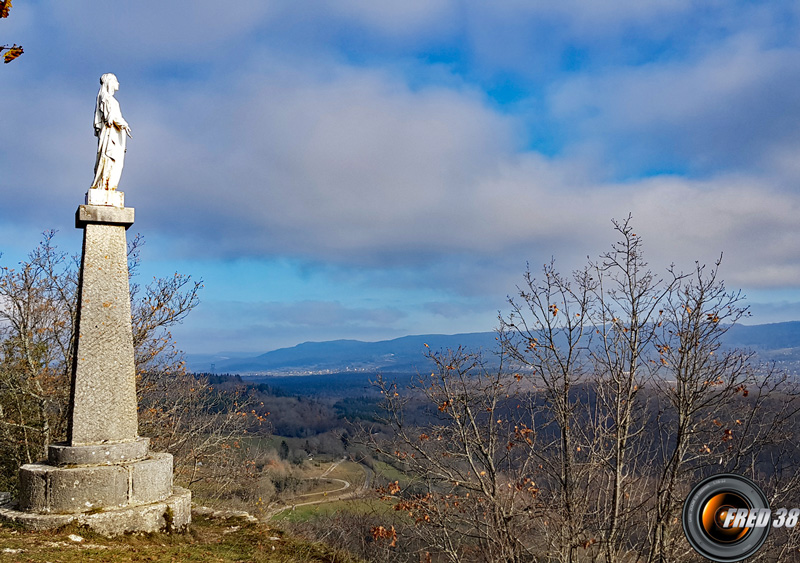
91, 73, 132, 190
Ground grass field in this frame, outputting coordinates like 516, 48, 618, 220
370, 460, 418, 489
0, 514, 362, 563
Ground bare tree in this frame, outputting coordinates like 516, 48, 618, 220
646, 260, 800, 562
499, 258, 598, 562
585, 218, 679, 562
371, 347, 545, 563
0, 233, 76, 483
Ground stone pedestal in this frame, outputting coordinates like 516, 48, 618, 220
0, 191, 190, 535
86, 187, 124, 207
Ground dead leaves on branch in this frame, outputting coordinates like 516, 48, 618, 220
1, 44, 23, 64
2, 1, 24, 64
370, 525, 397, 547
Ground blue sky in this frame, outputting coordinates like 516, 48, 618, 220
4, 1, 800, 354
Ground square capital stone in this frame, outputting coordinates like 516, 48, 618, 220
76, 205, 135, 229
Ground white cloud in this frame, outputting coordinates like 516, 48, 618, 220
125, 61, 520, 262
549, 33, 800, 175
318, 0, 457, 39
41, 1, 278, 64
129, 62, 800, 292
9, 50, 800, 298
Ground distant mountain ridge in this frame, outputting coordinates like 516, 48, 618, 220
190, 332, 498, 375
186, 321, 800, 375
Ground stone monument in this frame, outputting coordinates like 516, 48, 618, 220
0, 74, 191, 535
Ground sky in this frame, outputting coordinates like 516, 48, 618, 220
4, 1, 800, 355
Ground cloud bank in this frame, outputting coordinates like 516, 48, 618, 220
4, 1, 800, 351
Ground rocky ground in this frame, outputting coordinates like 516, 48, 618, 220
0, 505, 363, 563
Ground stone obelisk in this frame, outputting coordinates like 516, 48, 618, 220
70, 202, 139, 446
0, 74, 191, 535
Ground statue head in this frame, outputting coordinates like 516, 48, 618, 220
99, 73, 119, 95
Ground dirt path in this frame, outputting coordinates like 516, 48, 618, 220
359, 463, 373, 493
318, 456, 346, 478
264, 457, 364, 520
292, 478, 350, 499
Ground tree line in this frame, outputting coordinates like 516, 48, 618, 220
357, 217, 800, 562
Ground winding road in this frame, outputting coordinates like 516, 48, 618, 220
264, 457, 372, 520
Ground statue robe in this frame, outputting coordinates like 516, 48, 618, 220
91, 93, 128, 190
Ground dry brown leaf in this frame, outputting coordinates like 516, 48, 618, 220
3, 44, 23, 63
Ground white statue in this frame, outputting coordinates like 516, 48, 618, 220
91, 73, 132, 191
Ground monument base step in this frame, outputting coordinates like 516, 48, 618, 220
48, 437, 150, 466
19, 452, 174, 514
0, 486, 191, 536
